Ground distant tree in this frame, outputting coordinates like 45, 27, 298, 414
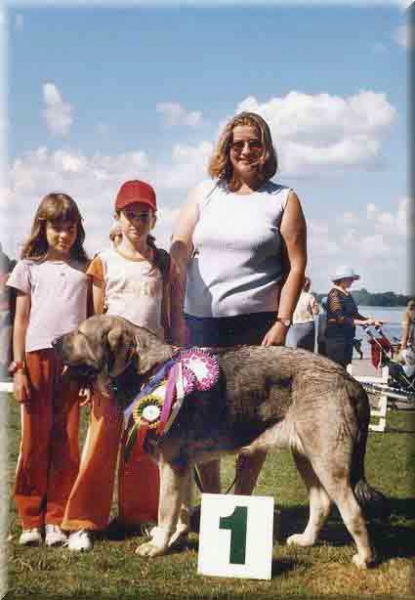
315, 289, 410, 307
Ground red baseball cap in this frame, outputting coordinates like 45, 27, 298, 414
115, 180, 157, 212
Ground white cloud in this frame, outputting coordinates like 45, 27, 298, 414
156, 102, 203, 127
154, 141, 213, 189
3, 143, 207, 259
4, 146, 152, 256
235, 90, 396, 175
42, 82, 73, 137
4, 86, 406, 292
307, 197, 411, 293
393, 23, 414, 48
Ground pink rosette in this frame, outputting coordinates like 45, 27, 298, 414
182, 365, 196, 395
179, 349, 219, 392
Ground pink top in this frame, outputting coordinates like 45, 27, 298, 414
7, 259, 88, 352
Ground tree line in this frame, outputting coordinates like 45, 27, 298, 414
315, 289, 412, 307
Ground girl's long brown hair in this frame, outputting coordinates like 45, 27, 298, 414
21, 193, 88, 262
208, 112, 278, 192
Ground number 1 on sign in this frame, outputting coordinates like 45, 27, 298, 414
219, 506, 248, 564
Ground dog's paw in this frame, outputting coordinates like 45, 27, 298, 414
351, 552, 376, 569
286, 533, 315, 547
135, 541, 168, 558
352, 553, 369, 569
168, 528, 189, 549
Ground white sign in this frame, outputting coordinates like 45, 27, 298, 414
197, 493, 274, 580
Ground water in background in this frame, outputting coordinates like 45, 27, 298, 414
318, 305, 405, 359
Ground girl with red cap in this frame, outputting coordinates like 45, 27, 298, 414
62, 180, 180, 551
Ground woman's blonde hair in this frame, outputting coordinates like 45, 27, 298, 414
21, 193, 88, 262
208, 112, 278, 191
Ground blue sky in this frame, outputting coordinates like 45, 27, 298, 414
3, 3, 412, 293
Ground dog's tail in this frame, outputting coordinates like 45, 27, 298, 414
354, 479, 390, 521
351, 384, 391, 522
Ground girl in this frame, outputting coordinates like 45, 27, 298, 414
62, 179, 180, 552
7, 193, 89, 546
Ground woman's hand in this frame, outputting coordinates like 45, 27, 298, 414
13, 371, 30, 403
363, 318, 385, 327
261, 321, 289, 346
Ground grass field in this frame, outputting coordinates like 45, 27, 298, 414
4, 393, 415, 599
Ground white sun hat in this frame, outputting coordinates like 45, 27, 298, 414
330, 266, 360, 283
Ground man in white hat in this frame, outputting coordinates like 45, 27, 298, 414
325, 266, 383, 367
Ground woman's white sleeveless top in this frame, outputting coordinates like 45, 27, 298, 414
184, 180, 291, 318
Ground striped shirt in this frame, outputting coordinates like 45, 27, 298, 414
326, 286, 366, 327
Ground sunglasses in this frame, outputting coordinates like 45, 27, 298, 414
230, 139, 263, 153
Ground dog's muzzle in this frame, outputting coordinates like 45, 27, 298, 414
66, 364, 100, 382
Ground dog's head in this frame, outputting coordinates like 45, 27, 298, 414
53, 314, 173, 394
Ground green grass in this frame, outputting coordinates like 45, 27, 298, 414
4, 393, 415, 599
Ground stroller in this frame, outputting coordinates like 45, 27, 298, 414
361, 325, 415, 405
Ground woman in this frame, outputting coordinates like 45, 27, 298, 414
170, 111, 307, 496
286, 276, 319, 351
401, 298, 415, 363
325, 266, 382, 368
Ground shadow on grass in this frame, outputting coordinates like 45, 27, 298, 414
275, 498, 415, 561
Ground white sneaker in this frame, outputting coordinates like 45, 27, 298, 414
45, 524, 67, 547
66, 529, 92, 552
18, 528, 42, 546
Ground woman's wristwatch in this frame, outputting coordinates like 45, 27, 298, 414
8, 360, 26, 375
276, 318, 292, 329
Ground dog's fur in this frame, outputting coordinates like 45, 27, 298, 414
54, 314, 389, 567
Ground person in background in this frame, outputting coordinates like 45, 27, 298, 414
286, 276, 319, 351
7, 193, 89, 547
170, 111, 307, 497
62, 180, 181, 552
401, 297, 415, 363
325, 266, 382, 368
108, 221, 122, 247
0, 243, 14, 373
316, 296, 328, 356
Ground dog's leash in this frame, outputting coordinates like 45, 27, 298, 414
193, 456, 247, 496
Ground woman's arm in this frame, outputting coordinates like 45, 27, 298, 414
12, 291, 31, 403
327, 290, 378, 327
169, 188, 201, 345
401, 318, 410, 349
262, 191, 307, 346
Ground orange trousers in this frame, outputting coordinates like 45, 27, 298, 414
14, 349, 80, 529
62, 392, 159, 531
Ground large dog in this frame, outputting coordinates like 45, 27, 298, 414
53, 314, 389, 568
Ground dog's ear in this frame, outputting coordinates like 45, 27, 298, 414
134, 330, 172, 375
107, 326, 135, 378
